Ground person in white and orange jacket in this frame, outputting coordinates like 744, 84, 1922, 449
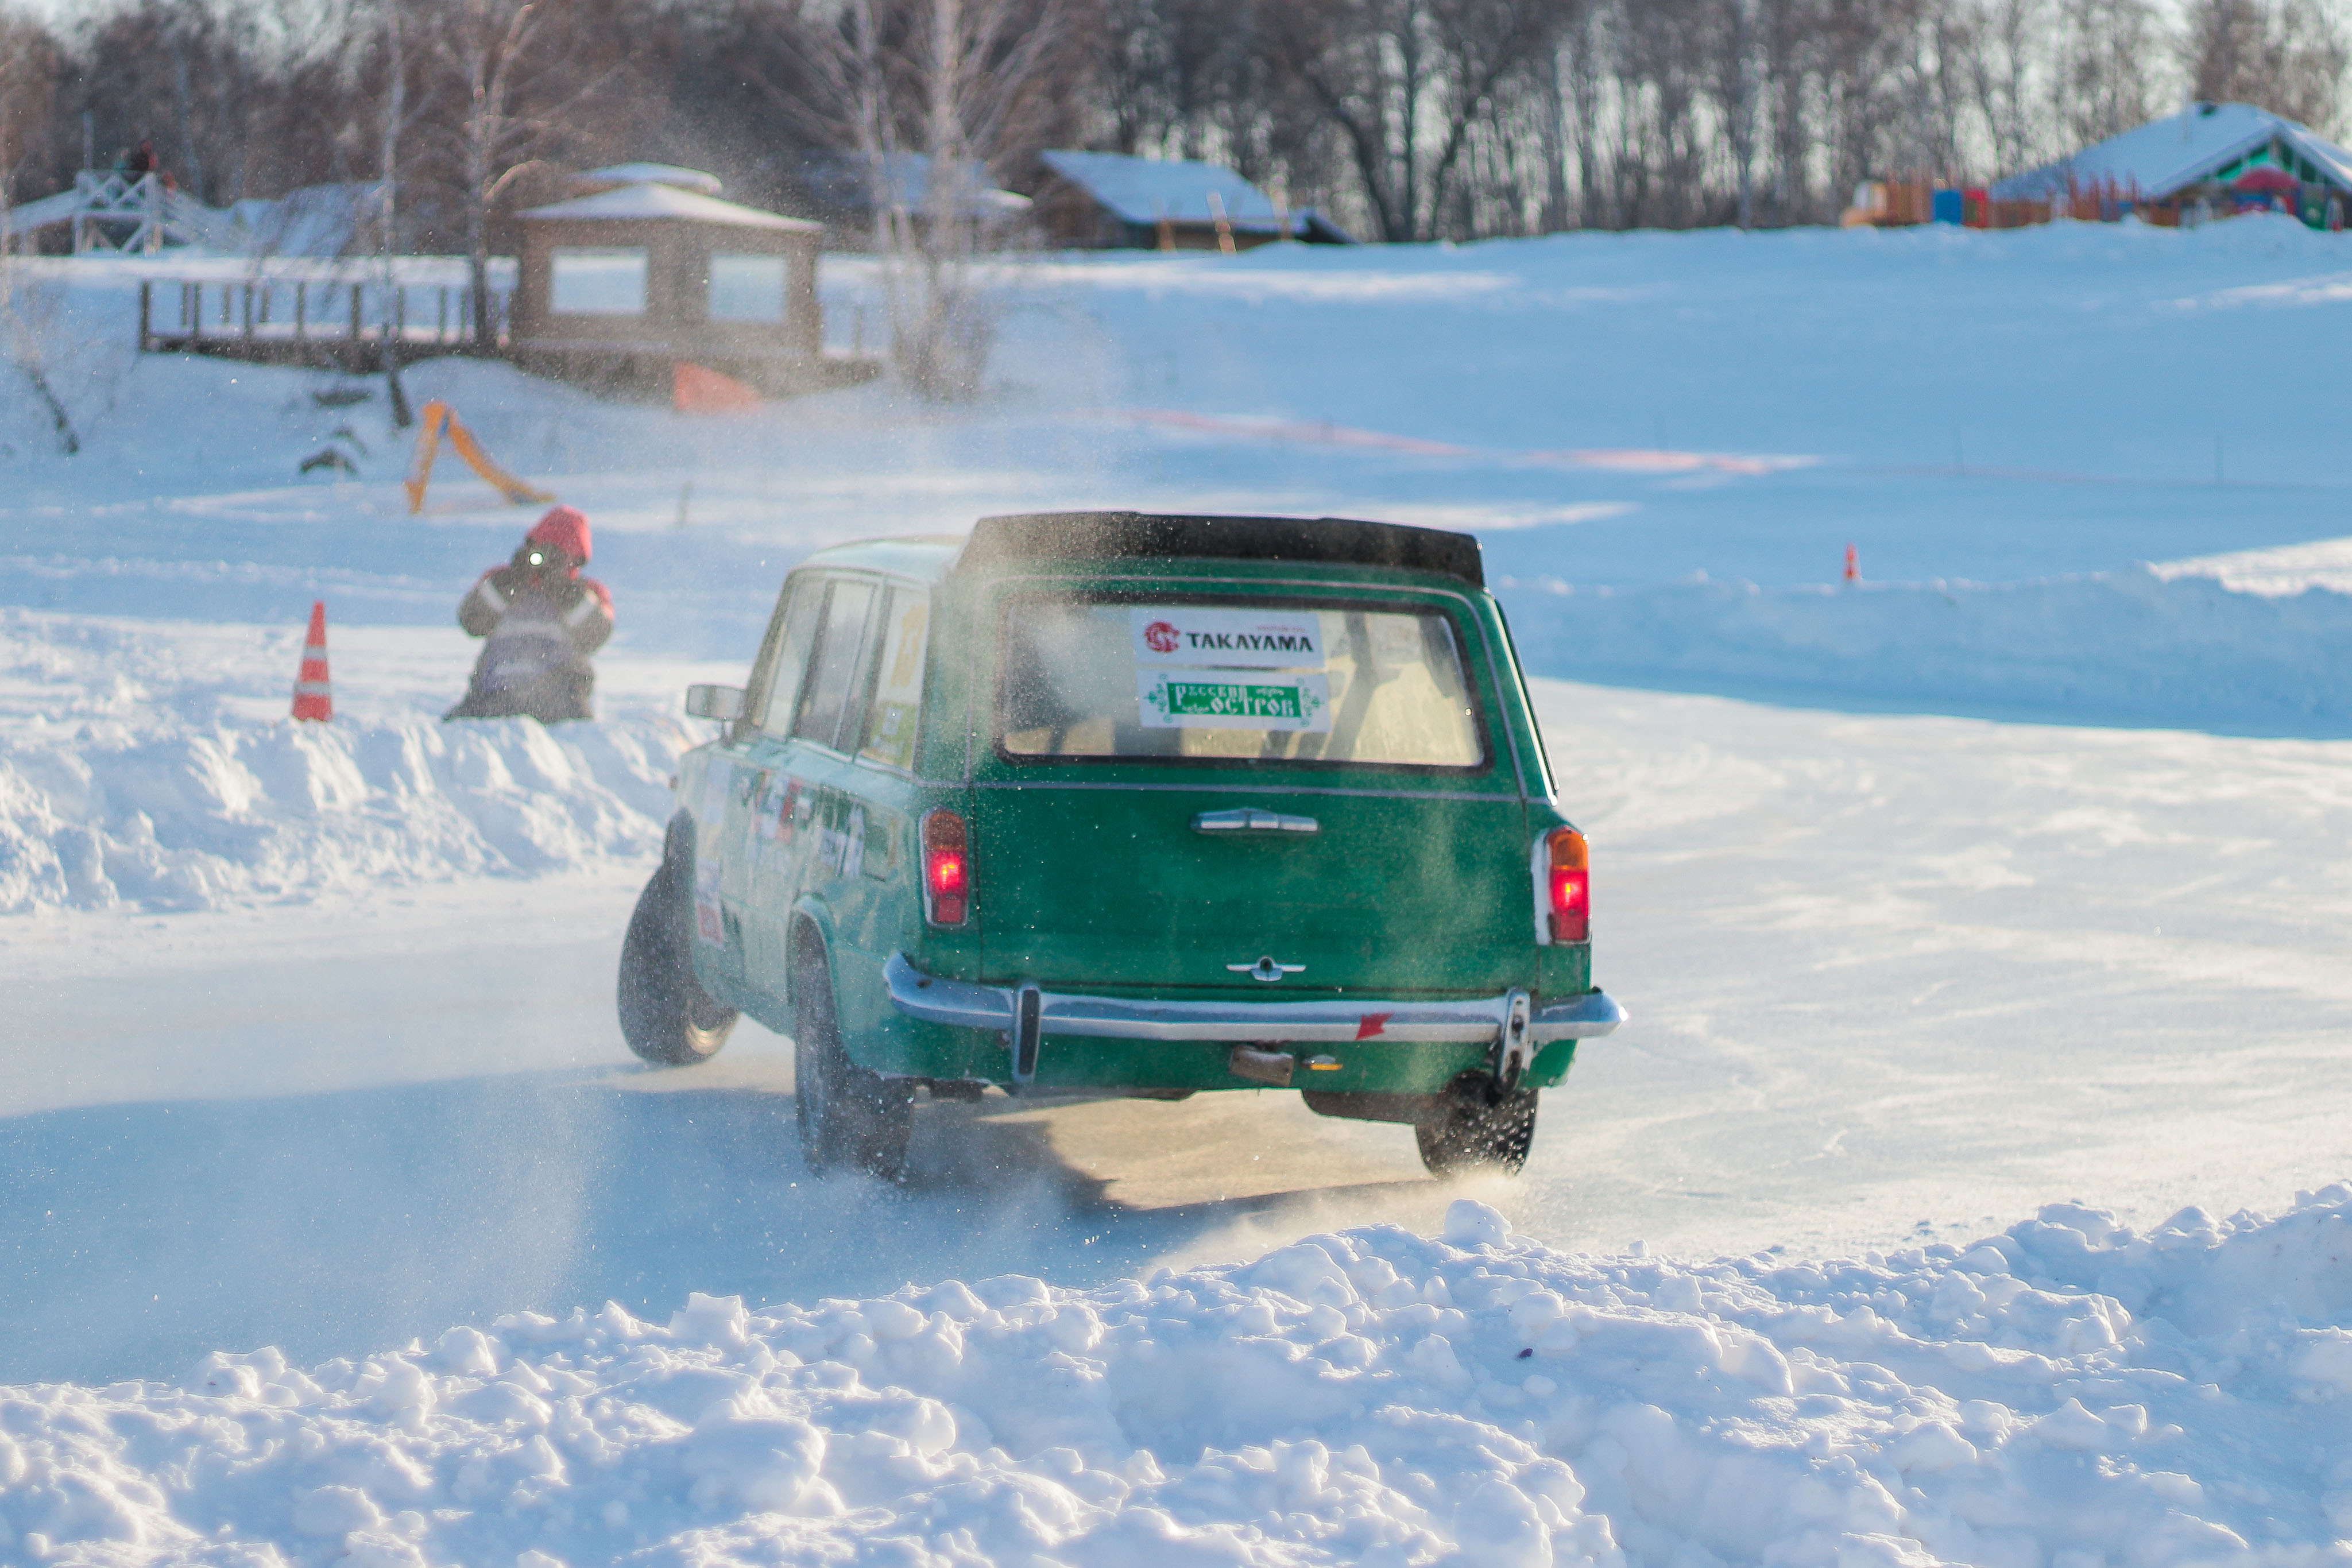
445, 505, 613, 723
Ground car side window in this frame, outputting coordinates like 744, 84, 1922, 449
791, 578, 877, 750
753, 578, 822, 738
857, 587, 930, 771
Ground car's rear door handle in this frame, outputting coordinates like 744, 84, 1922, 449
1193, 808, 1318, 834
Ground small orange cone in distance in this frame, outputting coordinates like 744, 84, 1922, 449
291, 601, 332, 721
674, 361, 762, 414
1844, 543, 1859, 583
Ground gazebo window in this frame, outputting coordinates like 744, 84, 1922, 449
550, 247, 649, 315
709, 253, 788, 323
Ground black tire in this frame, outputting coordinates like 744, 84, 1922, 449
616, 830, 737, 1066
1415, 1074, 1539, 1178
792, 940, 914, 1180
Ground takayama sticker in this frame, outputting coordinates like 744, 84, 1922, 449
1138, 670, 1331, 731
1131, 607, 1324, 669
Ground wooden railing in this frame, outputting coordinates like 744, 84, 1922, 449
137, 275, 512, 359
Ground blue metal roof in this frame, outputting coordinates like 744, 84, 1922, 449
1040, 150, 1293, 231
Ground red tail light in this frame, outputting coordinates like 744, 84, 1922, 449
922, 808, 970, 926
1542, 827, 1589, 943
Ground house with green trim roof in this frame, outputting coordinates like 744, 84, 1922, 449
1993, 102, 2352, 229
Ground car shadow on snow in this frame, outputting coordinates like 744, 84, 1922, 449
0, 1059, 1436, 1388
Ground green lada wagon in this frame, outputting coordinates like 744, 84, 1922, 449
617, 512, 1623, 1181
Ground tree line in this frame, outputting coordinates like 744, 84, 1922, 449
0, 0, 2345, 251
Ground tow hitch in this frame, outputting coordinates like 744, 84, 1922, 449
1488, 989, 1533, 1101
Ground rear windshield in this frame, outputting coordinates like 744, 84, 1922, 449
999, 598, 1484, 769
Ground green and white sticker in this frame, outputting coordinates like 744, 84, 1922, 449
1138, 670, 1332, 731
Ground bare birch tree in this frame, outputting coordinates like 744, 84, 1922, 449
791, 0, 1080, 398
2051, 0, 2167, 147
2180, 0, 2347, 129
406, 0, 639, 351
374, 0, 425, 423
434, 0, 552, 352
1959, 0, 2045, 178
0, 13, 76, 454
1705, 0, 1764, 226
1268, 0, 1559, 242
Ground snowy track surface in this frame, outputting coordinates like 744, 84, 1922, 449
10, 676, 2350, 1386
15, 1195, 2352, 1567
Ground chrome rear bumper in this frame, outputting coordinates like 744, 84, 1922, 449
884, 953, 1626, 1048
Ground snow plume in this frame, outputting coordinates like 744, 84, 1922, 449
13, 1194, 2352, 1565
0, 612, 688, 912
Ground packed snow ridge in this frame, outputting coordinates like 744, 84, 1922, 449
13, 1193, 2352, 1566
0, 613, 687, 913
1518, 564, 2352, 734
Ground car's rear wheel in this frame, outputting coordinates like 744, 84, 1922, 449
617, 826, 738, 1065
792, 941, 914, 1180
1415, 1074, 1538, 1178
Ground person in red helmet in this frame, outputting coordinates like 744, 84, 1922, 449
445, 505, 614, 723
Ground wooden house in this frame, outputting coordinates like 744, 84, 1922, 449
1991, 102, 2352, 230
1032, 150, 1355, 251
509, 170, 871, 396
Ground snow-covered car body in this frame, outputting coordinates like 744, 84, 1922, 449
622, 512, 1622, 1177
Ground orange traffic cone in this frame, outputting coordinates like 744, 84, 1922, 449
291, 601, 332, 721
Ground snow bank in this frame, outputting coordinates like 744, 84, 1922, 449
1508, 562, 2352, 733
12, 1193, 2352, 1566
0, 612, 689, 913
0, 710, 678, 912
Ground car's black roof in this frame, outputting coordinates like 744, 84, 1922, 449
956, 511, 1485, 588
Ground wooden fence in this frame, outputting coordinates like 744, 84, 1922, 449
137, 275, 512, 370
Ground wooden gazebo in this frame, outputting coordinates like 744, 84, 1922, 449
510, 173, 871, 397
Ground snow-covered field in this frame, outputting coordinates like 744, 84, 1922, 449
7, 218, 2352, 1564
10, 216, 2352, 724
